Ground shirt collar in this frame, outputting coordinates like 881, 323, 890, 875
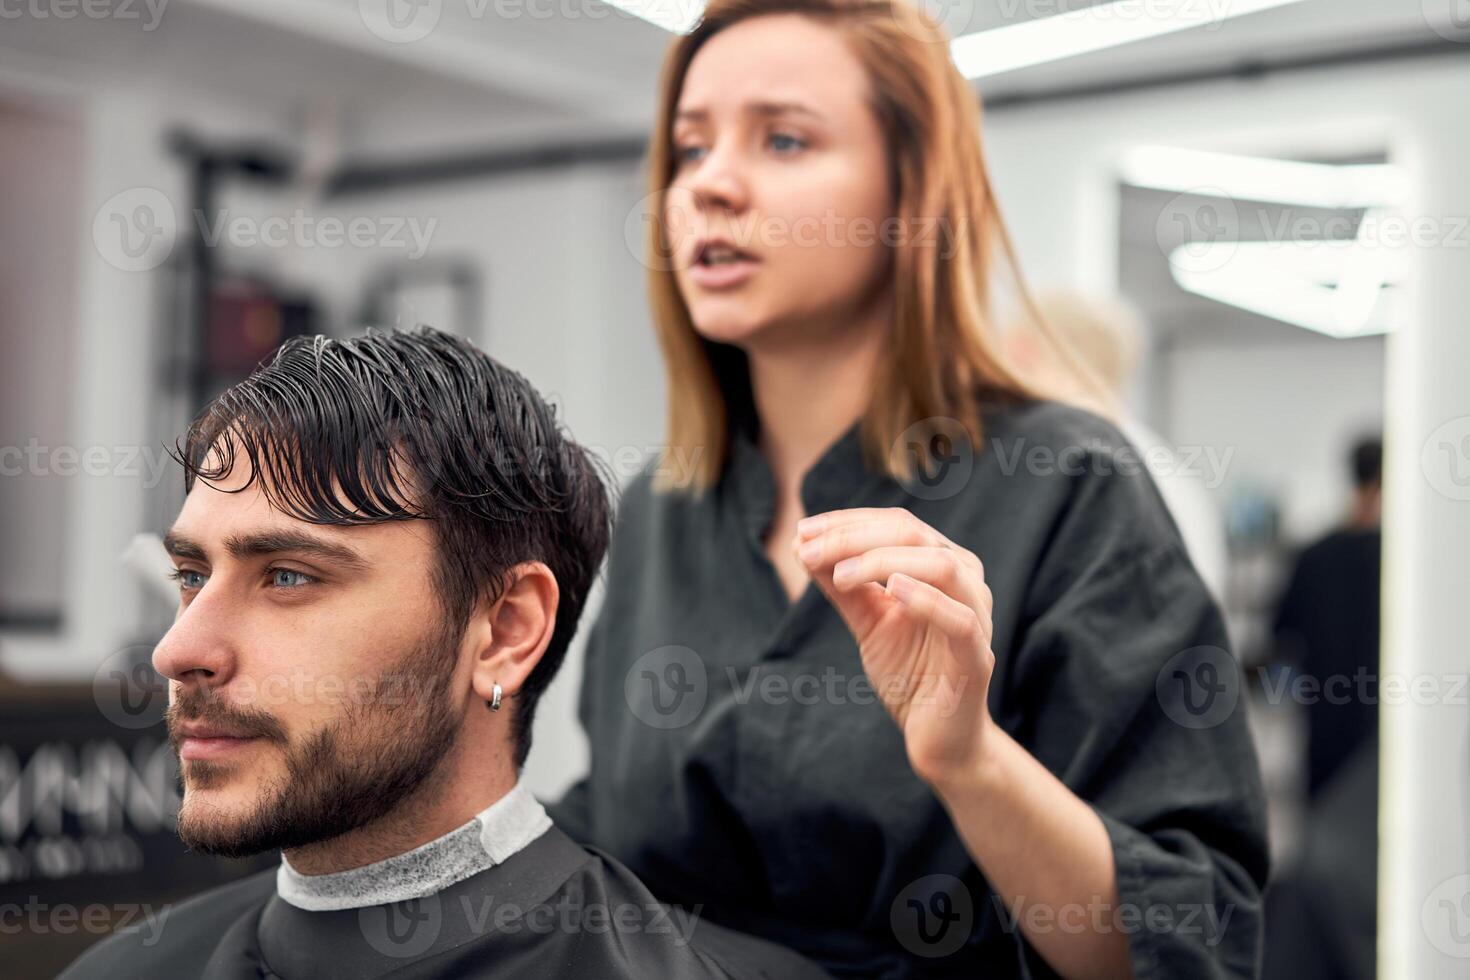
275, 776, 552, 912
726, 417, 884, 543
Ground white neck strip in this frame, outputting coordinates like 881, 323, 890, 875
275, 778, 552, 912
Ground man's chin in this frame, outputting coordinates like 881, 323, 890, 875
175, 774, 278, 857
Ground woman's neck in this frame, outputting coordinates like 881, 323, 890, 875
747, 313, 887, 499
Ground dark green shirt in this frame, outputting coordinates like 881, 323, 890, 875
550, 397, 1270, 979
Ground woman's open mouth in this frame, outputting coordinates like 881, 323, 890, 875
689, 243, 759, 290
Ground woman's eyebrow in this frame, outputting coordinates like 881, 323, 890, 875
675, 100, 825, 124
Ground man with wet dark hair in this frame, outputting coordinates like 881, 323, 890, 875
60, 327, 829, 980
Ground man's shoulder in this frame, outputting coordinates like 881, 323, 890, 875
57, 867, 277, 979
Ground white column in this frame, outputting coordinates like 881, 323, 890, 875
1380, 84, 1470, 978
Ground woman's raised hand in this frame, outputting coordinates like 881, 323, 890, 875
794, 507, 997, 785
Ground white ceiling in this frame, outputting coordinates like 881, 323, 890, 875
1, 0, 1460, 160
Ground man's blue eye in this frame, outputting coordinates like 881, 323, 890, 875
173, 570, 206, 590
270, 569, 313, 589
770, 134, 804, 153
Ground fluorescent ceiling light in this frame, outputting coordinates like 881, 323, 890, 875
1120, 145, 1407, 209
610, 0, 704, 33
1169, 225, 1407, 338
951, 0, 1312, 80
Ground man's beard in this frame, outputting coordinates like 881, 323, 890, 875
167, 615, 462, 858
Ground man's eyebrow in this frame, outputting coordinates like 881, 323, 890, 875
675, 100, 825, 124
162, 530, 207, 562
163, 528, 370, 572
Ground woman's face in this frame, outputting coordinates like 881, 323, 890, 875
666, 13, 895, 350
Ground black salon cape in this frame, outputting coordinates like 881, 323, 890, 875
57, 826, 833, 980
550, 397, 1271, 979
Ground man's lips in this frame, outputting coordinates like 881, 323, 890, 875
178, 734, 262, 761
175, 723, 265, 761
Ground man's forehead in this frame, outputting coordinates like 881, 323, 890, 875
170, 470, 431, 564
168, 499, 362, 561
188, 428, 430, 521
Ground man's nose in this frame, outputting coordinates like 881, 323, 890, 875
152, 588, 239, 689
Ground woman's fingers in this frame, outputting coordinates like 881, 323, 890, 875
809, 574, 893, 643
795, 508, 993, 647
796, 540, 893, 641
796, 517, 944, 571
798, 507, 950, 545
830, 545, 986, 616
887, 573, 986, 647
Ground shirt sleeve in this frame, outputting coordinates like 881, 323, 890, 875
999, 451, 1271, 980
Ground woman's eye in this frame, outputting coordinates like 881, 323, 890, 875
269, 568, 315, 589
675, 145, 706, 165
769, 133, 805, 154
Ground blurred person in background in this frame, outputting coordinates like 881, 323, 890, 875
549, 0, 1270, 977
1002, 289, 1230, 604
60, 328, 831, 980
1271, 435, 1382, 802
1261, 435, 1382, 980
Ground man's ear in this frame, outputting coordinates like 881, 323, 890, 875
470, 561, 560, 707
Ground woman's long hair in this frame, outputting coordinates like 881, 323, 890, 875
646, 0, 1059, 492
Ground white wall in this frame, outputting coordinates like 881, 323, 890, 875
0, 61, 297, 681
0, 98, 82, 619
1162, 337, 1386, 541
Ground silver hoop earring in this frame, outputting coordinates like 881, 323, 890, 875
489, 682, 503, 712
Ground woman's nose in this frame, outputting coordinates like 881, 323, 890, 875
685, 143, 750, 213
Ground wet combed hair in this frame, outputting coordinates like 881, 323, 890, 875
170, 326, 613, 767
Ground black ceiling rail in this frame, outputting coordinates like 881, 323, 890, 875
983, 34, 1466, 112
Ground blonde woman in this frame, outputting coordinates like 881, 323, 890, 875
551, 2, 1268, 977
